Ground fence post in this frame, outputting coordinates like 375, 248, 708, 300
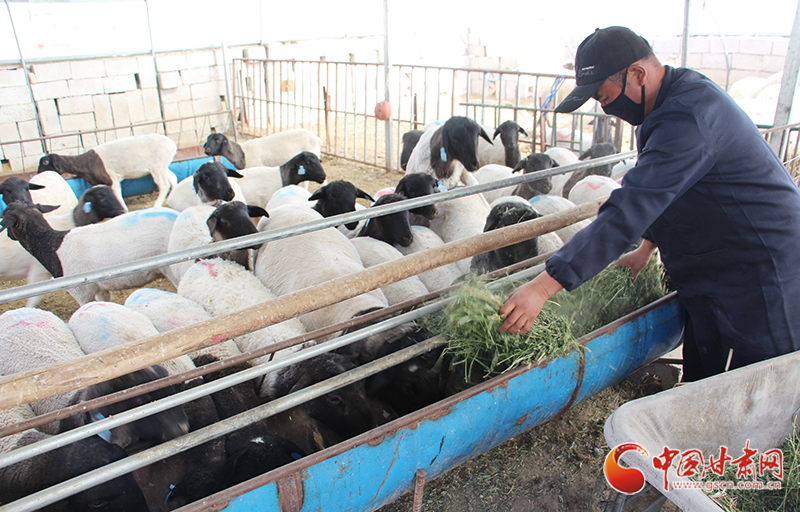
383, 0, 394, 171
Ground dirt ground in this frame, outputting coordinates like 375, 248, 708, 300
0, 155, 680, 512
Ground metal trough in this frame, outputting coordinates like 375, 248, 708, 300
177, 293, 683, 512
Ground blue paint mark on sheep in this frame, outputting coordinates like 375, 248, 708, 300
120, 208, 179, 227
126, 288, 170, 306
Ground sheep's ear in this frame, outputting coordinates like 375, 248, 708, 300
308, 187, 326, 201
226, 169, 244, 179
288, 372, 315, 394
493, 126, 502, 140
356, 188, 374, 202
247, 205, 268, 218
206, 215, 219, 236
479, 127, 493, 145
35, 204, 59, 214
550, 157, 560, 167
518, 126, 529, 136
27, 183, 45, 191
513, 159, 527, 172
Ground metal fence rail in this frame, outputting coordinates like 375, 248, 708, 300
231, 58, 630, 170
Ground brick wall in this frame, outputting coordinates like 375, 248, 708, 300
0, 46, 262, 173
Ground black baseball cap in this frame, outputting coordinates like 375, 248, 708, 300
554, 26, 653, 113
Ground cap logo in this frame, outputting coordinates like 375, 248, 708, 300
578, 65, 596, 78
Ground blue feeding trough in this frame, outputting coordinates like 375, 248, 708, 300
190, 293, 684, 512
0, 155, 238, 214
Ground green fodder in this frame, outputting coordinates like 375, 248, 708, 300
426, 277, 579, 381
549, 257, 667, 338
697, 429, 800, 512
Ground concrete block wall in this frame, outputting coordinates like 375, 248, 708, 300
0, 46, 259, 173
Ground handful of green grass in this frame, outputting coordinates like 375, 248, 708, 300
427, 277, 578, 381
427, 257, 667, 382
696, 430, 800, 511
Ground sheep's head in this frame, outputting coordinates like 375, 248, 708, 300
207, 200, 267, 251
283, 151, 326, 186
395, 173, 437, 220
0, 201, 39, 243
360, 193, 413, 247
193, 161, 242, 203
37, 153, 66, 174
493, 120, 528, 145
441, 117, 493, 172
309, 180, 374, 231
0, 177, 45, 206
203, 133, 228, 157
512, 154, 557, 199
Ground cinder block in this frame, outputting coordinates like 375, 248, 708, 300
142, 89, 162, 119
187, 50, 217, 69
193, 96, 221, 115
0, 122, 21, 160
60, 113, 96, 133
30, 62, 72, 83
731, 53, 764, 72
36, 100, 61, 135
138, 68, 158, 89
0, 104, 36, 124
156, 53, 188, 73
50, 137, 75, 153
772, 38, 789, 57
160, 85, 191, 104
125, 90, 146, 123
161, 102, 179, 121
104, 75, 137, 94
93, 95, 114, 129
740, 38, 773, 55
710, 38, 738, 54
57, 95, 94, 115
81, 132, 99, 148
132, 124, 158, 136
688, 37, 710, 53
498, 57, 517, 70
210, 64, 226, 82
70, 60, 105, 79
0, 86, 31, 107
31, 80, 70, 100
177, 100, 195, 120
190, 81, 222, 100
653, 38, 681, 56
105, 57, 140, 77
762, 55, 786, 74
0, 67, 27, 87
19, 120, 43, 158
158, 71, 181, 90
701, 53, 729, 70
69, 77, 104, 96
181, 67, 212, 86
110, 93, 132, 127
687, 53, 703, 70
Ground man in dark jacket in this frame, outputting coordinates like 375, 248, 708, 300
499, 26, 800, 381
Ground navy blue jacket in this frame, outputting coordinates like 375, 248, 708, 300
546, 66, 800, 362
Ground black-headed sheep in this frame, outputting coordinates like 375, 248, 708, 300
477, 120, 528, 168
37, 134, 178, 211
394, 173, 438, 227
165, 161, 247, 211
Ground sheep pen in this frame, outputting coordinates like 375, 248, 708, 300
0, 154, 680, 512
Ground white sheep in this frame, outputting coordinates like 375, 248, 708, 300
528, 194, 593, 244
254, 205, 388, 339
163, 201, 266, 287
428, 193, 491, 275
68, 301, 197, 376
266, 184, 314, 210
0, 203, 178, 306
350, 237, 429, 305
567, 175, 621, 205
166, 161, 248, 212
473, 164, 517, 204
0, 400, 149, 510
392, 225, 464, 292
28, 171, 79, 215
476, 120, 528, 168
0, 308, 86, 434
203, 129, 323, 170
177, 257, 309, 383
545, 146, 580, 197
124, 288, 242, 361
0, 186, 125, 308
230, 151, 327, 209
37, 134, 179, 212
405, 116, 493, 191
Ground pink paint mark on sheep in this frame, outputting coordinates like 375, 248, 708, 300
211, 334, 224, 345
198, 260, 218, 278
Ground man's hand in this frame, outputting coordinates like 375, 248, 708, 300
499, 271, 563, 335
617, 239, 658, 281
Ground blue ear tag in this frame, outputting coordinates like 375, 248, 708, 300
83, 202, 92, 213
439, 147, 447, 162
164, 484, 176, 504
298, 165, 306, 175
436, 181, 447, 193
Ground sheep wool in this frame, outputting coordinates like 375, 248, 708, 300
568, 175, 620, 205
528, 194, 593, 244
428, 194, 491, 275
177, 258, 308, 373
473, 164, 517, 204
125, 287, 242, 361
393, 225, 464, 292
166, 175, 247, 212
29, 171, 79, 216
68, 301, 196, 376
350, 237, 429, 305
254, 205, 388, 339
0, 308, 86, 434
